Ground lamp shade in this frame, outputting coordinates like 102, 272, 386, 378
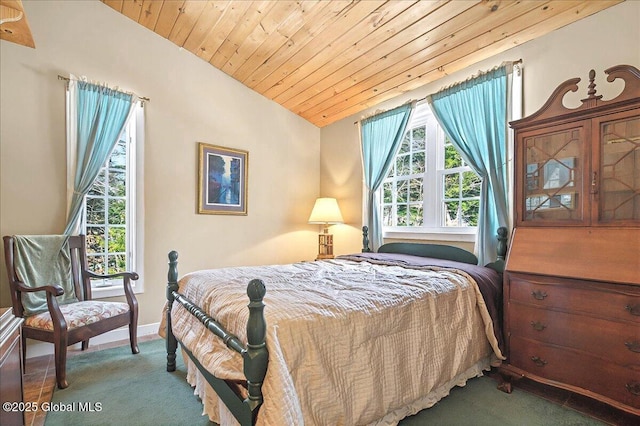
308, 198, 344, 224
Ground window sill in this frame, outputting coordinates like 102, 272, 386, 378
91, 280, 144, 299
383, 228, 477, 243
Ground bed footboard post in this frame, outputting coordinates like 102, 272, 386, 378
485, 227, 509, 273
496, 227, 508, 261
166, 250, 179, 372
244, 279, 268, 422
362, 226, 372, 252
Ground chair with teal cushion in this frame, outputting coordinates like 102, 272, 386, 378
3, 235, 139, 389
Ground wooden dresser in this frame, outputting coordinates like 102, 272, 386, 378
501, 65, 640, 416
0, 308, 25, 426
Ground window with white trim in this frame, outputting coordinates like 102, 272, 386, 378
381, 103, 480, 238
82, 104, 144, 297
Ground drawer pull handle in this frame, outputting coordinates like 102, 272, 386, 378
530, 321, 547, 331
531, 290, 548, 300
625, 304, 640, 316
626, 382, 640, 396
530, 356, 547, 367
625, 341, 640, 353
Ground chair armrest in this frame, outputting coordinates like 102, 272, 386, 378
83, 270, 139, 312
13, 280, 67, 329
85, 271, 139, 281
13, 281, 65, 296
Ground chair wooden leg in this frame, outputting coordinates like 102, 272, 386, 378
129, 321, 139, 354
81, 339, 89, 351
54, 339, 69, 389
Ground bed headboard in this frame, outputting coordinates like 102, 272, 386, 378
361, 226, 508, 273
378, 242, 478, 265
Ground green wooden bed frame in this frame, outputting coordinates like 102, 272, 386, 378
165, 226, 508, 425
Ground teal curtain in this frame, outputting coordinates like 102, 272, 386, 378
360, 104, 413, 251
428, 66, 509, 265
64, 82, 136, 235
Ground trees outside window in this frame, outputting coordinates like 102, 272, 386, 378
381, 103, 480, 233
83, 112, 140, 293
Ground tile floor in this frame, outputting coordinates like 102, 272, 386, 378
22, 338, 638, 426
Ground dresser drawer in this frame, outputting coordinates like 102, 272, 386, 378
508, 303, 640, 366
510, 336, 640, 410
508, 274, 640, 323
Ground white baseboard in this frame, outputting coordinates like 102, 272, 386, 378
24, 322, 161, 359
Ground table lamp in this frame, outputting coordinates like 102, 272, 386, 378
308, 197, 344, 259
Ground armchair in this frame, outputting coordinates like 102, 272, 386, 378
3, 235, 139, 389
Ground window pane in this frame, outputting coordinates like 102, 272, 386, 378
396, 205, 408, 226
108, 171, 126, 196
88, 170, 106, 196
444, 143, 463, 169
461, 171, 481, 197
409, 178, 423, 202
107, 254, 127, 274
461, 200, 480, 227
86, 227, 105, 252
383, 181, 393, 203
399, 134, 410, 154
397, 179, 409, 202
86, 198, 105, 224
408, 206, 423, 226
88, 254, 106, 275
411, 151, 425, 174
396, 154, 410, 176
109, 142, 127, 170
443, 173, 460, 199
108, 199, 126, 225
108, 227, 126, 255
444, 201, 459, 226
412, 127, 425, 150
382, 205, 393, 226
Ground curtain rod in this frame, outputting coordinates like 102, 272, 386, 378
57, 75, 150, 103
353, 59, 522, 125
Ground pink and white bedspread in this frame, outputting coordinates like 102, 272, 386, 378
161, 253, 504, 425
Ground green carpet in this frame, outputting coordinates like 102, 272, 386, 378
47, 339, 212, 426
47, 339, 605, 426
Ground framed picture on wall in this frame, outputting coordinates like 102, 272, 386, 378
198, 143, 248, 215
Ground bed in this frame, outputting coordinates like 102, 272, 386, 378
162, 226, 508, 425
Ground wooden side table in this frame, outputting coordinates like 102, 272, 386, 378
0, 308, 25, 426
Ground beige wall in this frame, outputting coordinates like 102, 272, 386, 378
2, 1, 639, 327
321, 0, 640, 255
0, 1, 321, 325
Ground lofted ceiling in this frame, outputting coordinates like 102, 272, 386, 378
101, 0, 623, 127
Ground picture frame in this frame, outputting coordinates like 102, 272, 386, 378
198, 143, 248, 215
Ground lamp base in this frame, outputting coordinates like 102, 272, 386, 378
315, 254, 335, 260
317, 232, 334, 260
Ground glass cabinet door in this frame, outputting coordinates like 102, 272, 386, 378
520, 124, 585, 224
597, 113, 640, 223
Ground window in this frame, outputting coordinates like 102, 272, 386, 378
381, 103, 480, 240
82, 104, 144, 297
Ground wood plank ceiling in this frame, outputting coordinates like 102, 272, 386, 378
101, 0, 623, 127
